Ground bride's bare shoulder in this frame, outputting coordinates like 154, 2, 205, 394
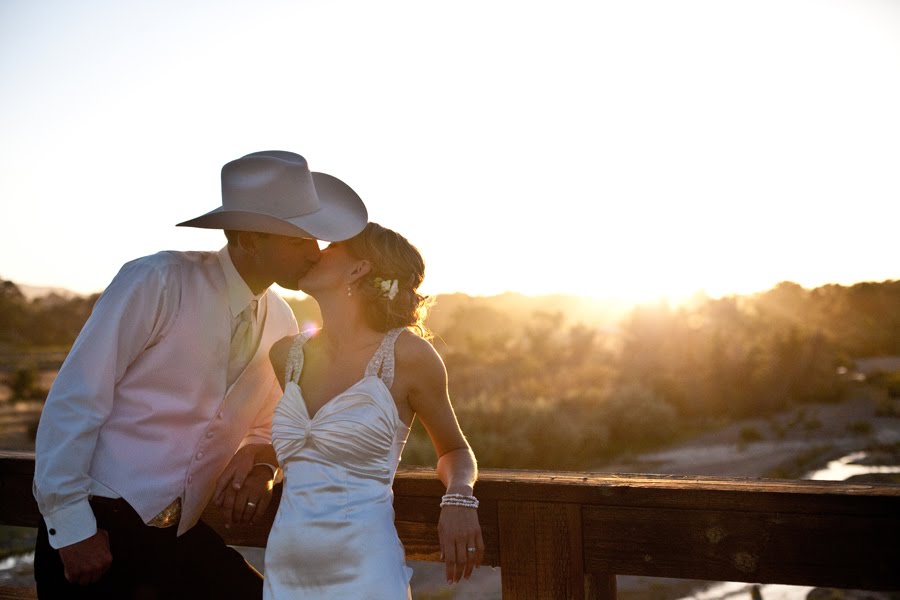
270, 335, 297, 363
395, 330, 445, 376
270, 333, 311, 376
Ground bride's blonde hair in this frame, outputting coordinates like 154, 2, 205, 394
344, 223, 431, 339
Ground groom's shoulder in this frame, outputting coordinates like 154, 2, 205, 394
124, 249, 218, 271
115, 250, 219, 284
264, 290, 299, 328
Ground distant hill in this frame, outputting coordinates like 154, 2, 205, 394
283, 291, 632, 335
7, 278, 632, 330
15, 284, 82, 300
425, 292, 631, 332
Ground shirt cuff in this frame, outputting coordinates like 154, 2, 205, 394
42, 499, 98, 550
239, 433, 271, 447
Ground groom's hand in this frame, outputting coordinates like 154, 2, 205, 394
58, 529, 112, 585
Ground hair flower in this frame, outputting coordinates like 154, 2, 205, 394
373, 277, 399, 300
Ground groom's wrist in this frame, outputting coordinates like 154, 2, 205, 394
251, 462, 280, 482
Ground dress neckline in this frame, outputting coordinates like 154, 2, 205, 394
285, 328, 405, 423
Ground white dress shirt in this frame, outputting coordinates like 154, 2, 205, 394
33, 247, 297, 548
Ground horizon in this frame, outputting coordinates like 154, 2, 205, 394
8, 274, 897, 308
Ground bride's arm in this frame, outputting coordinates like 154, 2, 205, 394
402, 335, 483, 584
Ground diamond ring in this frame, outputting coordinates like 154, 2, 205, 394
247, 501, 256, 507
467, 547, 477, 553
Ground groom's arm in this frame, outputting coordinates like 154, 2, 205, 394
33, 256, 178, 581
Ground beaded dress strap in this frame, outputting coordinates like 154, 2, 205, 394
284, 330, 315, 385
365, 328, 404, 389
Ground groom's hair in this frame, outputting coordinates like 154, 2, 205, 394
224, 230, 270, 246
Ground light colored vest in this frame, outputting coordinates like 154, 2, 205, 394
88, 251, 297, 535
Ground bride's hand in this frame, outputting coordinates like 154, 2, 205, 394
214, 444, 276, 526
221, 465, 275, 526
438, 505, 484, 584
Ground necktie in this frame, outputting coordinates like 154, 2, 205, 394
227, 299, 257, 386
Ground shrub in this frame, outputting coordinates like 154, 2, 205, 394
739, 426, 764, 444
5, 366, 45, 401
846, 421, 873, 435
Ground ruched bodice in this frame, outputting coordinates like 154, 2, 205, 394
264, 328, 413, 599
272, 376, 408, 483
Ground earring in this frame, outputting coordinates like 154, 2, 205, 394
347, 285, 352, 297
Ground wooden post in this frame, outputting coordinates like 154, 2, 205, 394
585, 573, 617, 600
498, 501, 613, 599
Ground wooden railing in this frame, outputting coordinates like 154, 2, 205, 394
1, 450, 899, 599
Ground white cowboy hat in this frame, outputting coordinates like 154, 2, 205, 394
177, 150, 367, 241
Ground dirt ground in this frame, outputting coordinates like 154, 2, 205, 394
595, 383, 900, 479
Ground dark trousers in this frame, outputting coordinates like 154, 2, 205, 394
34, 497, 263, 600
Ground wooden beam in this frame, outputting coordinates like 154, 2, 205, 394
4, 453, 900, 594
582, 504, 900, 590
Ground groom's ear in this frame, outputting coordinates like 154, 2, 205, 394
234, 231, 264, 255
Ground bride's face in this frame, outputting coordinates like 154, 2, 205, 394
295, 242, 359, 294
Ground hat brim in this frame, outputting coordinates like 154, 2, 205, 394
176, 172, 368, 242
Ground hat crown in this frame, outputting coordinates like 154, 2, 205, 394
221, 151, 319, 217
177, 149, 367, 241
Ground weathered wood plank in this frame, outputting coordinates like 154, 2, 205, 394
0, 452, 40, 528
582, 505, 900, 590
0, 588, 37, 599
395, 466, 900, 516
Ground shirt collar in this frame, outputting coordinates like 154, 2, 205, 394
217, 246, 265, 318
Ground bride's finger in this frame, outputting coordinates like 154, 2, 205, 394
443, 539, 456, 583
463, 538, 477, 579
454, 538, 467, 582
232, 488, 250, 524
241, 500, 252, 524
475, 532, 485, 568
250, 494, 270, 524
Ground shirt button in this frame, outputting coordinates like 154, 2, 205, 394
196, 452, 204, 459
218, 412, 224, 419
48, 528, 56, 535
188, 476, 193, 484
206, 432, 214, 438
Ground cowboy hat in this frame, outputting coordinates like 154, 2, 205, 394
177, 151, 367, 241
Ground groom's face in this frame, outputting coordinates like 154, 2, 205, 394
253, 233, 322, 289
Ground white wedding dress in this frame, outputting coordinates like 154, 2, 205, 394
263, 328, 413, 599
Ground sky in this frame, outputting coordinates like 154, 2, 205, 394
2, 0, 898, 304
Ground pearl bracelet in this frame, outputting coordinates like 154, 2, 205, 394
440, 493, 479, 509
